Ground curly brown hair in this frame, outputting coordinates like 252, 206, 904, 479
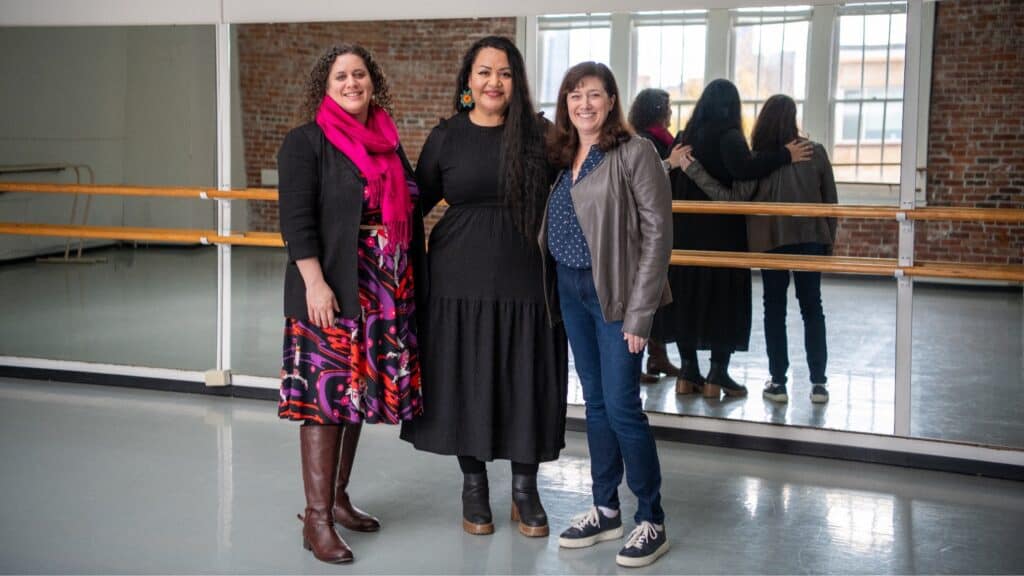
299, 44, 394, 122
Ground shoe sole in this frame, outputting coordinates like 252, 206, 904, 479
810, 393, 829, 404
763, 391, 789, 403
519, 523, 549, 537
558, 525, 624, 549
511, 502, 549, 537
675, 378, 702, 395
615, 540, 670, 568
463, 518, 494, 535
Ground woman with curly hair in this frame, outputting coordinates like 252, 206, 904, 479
400, 35, 568, 539
276, 44, 427, 564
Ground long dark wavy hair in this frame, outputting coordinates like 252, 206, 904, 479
547, 61, 632, 169
680, 78, 742, 147
628, 88, 671, 132
454, 36, 547, 240
299, 44, 394, 122
750, 94, 800, 153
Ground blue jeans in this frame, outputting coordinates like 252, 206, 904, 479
761, 243, 828, 385
556, 264, 664, 525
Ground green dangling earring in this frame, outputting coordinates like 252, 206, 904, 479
459, 87, 475, 111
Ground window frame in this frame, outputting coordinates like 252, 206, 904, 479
828, 2, 908, 185
528, 3, 932, 198
628, 10, 708, 134
728, 6, 813, 139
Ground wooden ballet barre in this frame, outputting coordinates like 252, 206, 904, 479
0, 222, 284, 247
671, 201, 1024, 223
0, 182, 277, 201
2, 222, 1018, 282
671, 249, 1024, 282
672, 249, 897, 276
908, 206, 1024, 224
672, 201, 899, 219
905, 261, 1024, 283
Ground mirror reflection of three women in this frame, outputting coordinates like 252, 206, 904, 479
629, 84, 835, 404
275, 34, 833, 569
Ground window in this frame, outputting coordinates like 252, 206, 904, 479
530, 3, 928, 197
631, 11, 707, 134
831, 2, 906, 183
537, 14, 611, 119
731, 7, 811, 139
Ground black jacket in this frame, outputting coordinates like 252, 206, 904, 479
277, 121, 427, 321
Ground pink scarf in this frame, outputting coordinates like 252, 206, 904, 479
646, 125, 675, 150
315, 96, 411, 255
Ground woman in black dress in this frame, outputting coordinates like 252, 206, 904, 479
665, 79, 810, 398
400, 36, 567, 538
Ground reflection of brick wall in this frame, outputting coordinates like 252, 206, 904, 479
834, 0, 1023, 264
238, 19, 515, 232
916, 0, 1023, 265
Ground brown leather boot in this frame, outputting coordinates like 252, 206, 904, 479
332, 423, 381, 532
299, 425, 353, 564
644, 339, 680, 379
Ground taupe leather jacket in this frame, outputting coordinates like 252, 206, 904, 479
684, 141, 838, 253
539, 136, 673, 338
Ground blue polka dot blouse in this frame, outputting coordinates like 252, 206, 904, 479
547, 145, 605, 269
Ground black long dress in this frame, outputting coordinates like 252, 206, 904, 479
399, 111, 568, 464
654, 123, 789, 352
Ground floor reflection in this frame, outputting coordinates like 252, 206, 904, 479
0, 246, 1020, 446
2, 378, 1024, 574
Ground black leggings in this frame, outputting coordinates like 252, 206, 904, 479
458, 456, 538, 476
678, 346, 732, 364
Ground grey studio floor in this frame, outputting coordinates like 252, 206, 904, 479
2, 377, 1024, 575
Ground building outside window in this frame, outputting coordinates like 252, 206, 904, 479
832, 2, 907, 183
731, 6, 811, 139
531, 3, 919, 191
631, 11, 707, 133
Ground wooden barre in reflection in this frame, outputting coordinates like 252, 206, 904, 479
672, 250, 1024, 283
2, 222, 1020, 282
3, 183, 1023, 224
0, 223, 284, 247
671, 201, 1024, 224
0, 182, 277, 201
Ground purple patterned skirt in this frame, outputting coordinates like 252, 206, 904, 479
278, 215, 422, 425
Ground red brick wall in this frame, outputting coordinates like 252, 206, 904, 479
238, 19, 516, 231
917, 0, 1023, 265
835, 220, 899, 259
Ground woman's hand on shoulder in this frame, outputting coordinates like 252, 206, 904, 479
306, 279, 340, 328
786, 139, 814, 163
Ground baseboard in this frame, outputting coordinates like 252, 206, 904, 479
0, 365, 277, 401
569, 415, 1024, 481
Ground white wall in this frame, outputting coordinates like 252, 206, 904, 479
0, 25, 222, 260
0, 0, 874, 26
121, 26, 216, 230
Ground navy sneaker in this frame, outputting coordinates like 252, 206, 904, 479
616, 521, 669, 567
558, 507, 623, 549
762, 380, 789, 403
811, 384, 829, 404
